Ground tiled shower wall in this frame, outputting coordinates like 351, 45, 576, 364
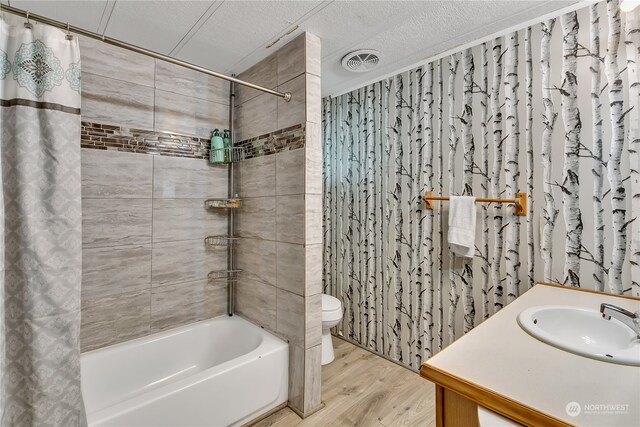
81, 151, 228, 351
79, 35, 229, 137
78, 35, 231, 351
234, 33, 323, 416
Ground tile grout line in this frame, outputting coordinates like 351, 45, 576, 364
153, 59, 156, 132
149, 154, 155, 325
236, 70, 305, 108
273, 157, 279, 339
82, 70, 155, 89
82, 233, 231, 249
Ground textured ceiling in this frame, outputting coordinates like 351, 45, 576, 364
3, 0, 579, 97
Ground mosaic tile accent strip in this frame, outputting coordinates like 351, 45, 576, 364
81, 122, 306, 160
81, 122, 212, 159
236, 123, 305, 160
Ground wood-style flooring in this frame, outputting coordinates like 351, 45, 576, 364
252, 337, 436, 427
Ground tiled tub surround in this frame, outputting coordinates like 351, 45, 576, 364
236, 148, 323, 416
77, 32, 234, 352
80, 149, 229, 351
79, 22, 322, 418
234, 32, 323, 417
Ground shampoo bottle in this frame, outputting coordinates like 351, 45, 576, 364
210, 129, 224, 163
222, 129, 232, 162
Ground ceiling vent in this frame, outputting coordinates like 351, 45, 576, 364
341, 49, 381, 73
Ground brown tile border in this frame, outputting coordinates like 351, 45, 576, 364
236, 123, 305, 160
81, 122, 212, 159
81, 121, 306, 160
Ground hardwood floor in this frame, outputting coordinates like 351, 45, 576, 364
251, 337, 436, 427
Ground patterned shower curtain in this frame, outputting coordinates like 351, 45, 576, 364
0, 13, 85, 426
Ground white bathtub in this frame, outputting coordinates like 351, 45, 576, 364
81, 316, 288, 427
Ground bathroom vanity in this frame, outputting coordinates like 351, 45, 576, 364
420, 283, 640, 427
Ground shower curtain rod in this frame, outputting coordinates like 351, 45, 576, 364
0, 4, 293, 102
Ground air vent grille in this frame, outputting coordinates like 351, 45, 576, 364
341, 50, 381, 73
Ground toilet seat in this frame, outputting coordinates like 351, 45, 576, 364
322, 295, 342, 322
322, 307, 342, 323
322, 294, 341, 311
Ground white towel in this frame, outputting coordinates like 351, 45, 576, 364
448, 196, 476, 258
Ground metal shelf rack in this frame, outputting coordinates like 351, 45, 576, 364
204, 198, 241, 210
205, 236, 240, 248
207, 269, 242, 282
206, 78, 240, 316
209, 147, 245, 164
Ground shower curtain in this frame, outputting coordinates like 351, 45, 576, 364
0, 13, 85, 426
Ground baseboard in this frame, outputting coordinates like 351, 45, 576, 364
332, 334, 420, 373
288, 401, 326, 419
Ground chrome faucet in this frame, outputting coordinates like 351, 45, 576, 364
600, 303, 640, 338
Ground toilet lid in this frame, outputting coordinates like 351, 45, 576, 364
322, 294, 341, 311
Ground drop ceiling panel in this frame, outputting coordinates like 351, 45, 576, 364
104, 0, 215, 54
9, 0, 107, 31
318, 0, 578, 96
176, 0, 322, 74
297, 1, 429, 61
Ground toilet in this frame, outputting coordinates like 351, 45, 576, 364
321, 294, 343, 365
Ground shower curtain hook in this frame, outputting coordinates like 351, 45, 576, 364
66, 23, 73, 40
24, 10, 33, 29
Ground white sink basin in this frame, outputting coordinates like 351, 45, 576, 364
517, 305, 640, 366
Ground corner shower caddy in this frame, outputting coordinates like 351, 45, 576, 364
204, 198, 242, 209
204, 236, 240, 247
204, 235, 241, 283
209, 147, 245, 164
205, 79, 243, 315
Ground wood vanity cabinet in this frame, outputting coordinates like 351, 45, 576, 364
435, 384, 480, 427
421, 364, 571, 427
419, 284, 640, 427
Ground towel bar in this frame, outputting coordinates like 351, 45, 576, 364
422, 192, 527, 216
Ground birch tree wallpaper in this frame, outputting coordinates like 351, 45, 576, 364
322, 0, 640, 369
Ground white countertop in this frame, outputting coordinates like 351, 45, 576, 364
425, 284, 640, 427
